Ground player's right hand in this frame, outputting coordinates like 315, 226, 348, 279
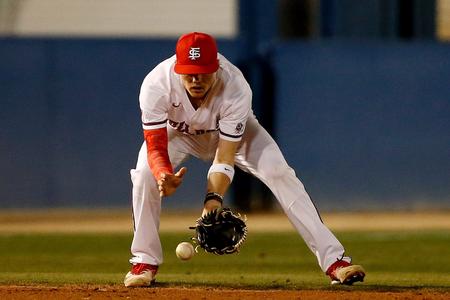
157, 167, 187, 197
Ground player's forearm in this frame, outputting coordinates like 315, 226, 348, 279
207, 172, 231, 196
203, 141, 237, 213
148, 149, 173, 179
206, 142, 236, 196
144, 128, 173, 179
203, 162, 234, 214
203, 172, 230, 213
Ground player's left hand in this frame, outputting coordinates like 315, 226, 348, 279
190, 207, 248, 255
157, 167, 187, 197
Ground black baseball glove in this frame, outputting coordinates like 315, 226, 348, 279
190, 207, 248, 255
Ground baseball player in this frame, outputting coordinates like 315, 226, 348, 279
124, 32, 365, 287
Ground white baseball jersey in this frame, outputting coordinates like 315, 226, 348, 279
139, 53, 251, 143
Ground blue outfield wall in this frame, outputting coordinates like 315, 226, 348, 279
0, 38, 243, 209
270, 41, 450, 210
1, 38, 449, 210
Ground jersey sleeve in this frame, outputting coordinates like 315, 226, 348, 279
139, 84, 170, 130
218, 77, 252, 142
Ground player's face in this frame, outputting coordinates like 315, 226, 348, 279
180, 73, 216, 100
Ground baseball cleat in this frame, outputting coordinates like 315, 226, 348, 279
124, 263, 158, 287
326, 260, 365, 285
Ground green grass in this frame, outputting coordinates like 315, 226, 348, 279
0, 230, 449, 291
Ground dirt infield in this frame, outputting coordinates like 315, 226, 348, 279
1, 285, 449, 300
1, 209, 450, 233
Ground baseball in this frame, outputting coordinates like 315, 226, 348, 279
175, 242, 195, 260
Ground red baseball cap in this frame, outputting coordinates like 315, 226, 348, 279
174, 32, 219, 74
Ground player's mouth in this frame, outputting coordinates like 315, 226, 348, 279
189, 86, 205, 94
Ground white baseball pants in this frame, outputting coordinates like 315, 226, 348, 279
129, 115, 348, 272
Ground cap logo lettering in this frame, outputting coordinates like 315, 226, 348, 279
188, 47, 201, 60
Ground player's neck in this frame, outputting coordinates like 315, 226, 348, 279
188, 95, 205, 110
